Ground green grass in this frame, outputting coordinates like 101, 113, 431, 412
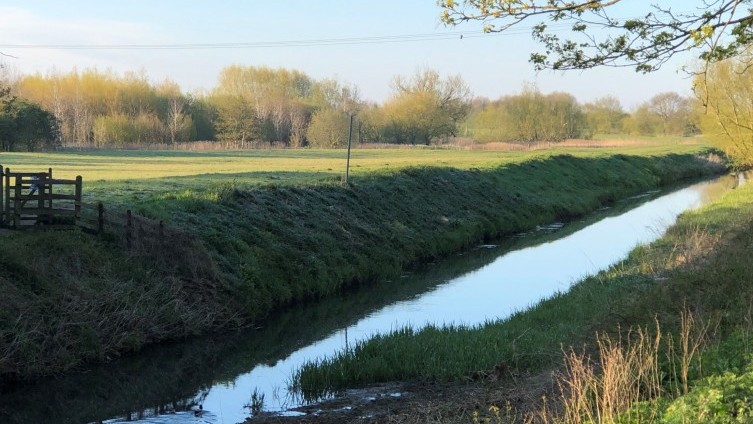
290, 169, 753, 416
0, 144, 705, 183
0, 145, 722, 382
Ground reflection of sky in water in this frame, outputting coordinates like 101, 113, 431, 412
108, 179, 725, 423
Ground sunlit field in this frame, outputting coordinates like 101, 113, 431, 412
0, 140, 706, 186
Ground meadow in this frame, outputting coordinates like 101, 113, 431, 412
0, 141, 722, 383
0, 141, 703, 184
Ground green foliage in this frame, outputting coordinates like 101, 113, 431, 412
465, 85, 588, 143
376, 69, 471, 144
441, 1, 753, 72
662, 370, 753, 423
211, 92, 260, 144
306, 108, 351, 148
0, 92, 59, 151
648, 92, 697, 136
697, 54, 753, 168
583, 95, 627, 135
92, 114, 137, 146
623, 104, 663, 137
210, 65, 319, 146
16, 70, 199, 147
187, 96, 217, 141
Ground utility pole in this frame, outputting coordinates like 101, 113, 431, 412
345, 113, 354, 184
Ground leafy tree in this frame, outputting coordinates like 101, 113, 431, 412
307, 108, 350, 148
465, 85, 587, 143
463, 102, 511, 142
622, 104, 661, 137
156, 79, 194, 144
380, 69, 471, 144
357, 104, 389, 144
618, 92, 697, 137
583, 96, 626, 135
212, 93, 259, 146
211, 65, 316, 145
92, 114, 137, 147
440, 1, 753, 72
15, 69, 211, 147
696, 55, 753, 167
310, 78, 360, 114
0, 92, 59, 151
187, 95, 217, 141
648, 92, 696, 135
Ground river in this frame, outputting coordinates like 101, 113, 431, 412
0, 173, 744, 424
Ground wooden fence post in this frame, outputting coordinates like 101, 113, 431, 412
13, 178, 21, 228
74, 176, 82, 225
126, 209, 133, 249
97, 202, 104, 235
37, 173, 46, 224
5, 167, 10, 226
47, 168, 53, 210
0, 164, 3, 225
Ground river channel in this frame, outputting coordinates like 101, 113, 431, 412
0, 173, 745, 424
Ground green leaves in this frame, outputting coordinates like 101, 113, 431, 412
440, 1, 753, 72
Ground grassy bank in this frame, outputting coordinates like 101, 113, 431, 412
0, 147, 720, 383
291, 172, 753, 421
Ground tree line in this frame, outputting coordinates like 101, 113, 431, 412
464, 87, 698, 145
0, 65, 698, 151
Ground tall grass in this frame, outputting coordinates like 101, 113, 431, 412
548, 306, 712, 424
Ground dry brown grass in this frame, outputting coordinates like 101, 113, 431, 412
553, 324, 663, 424
526, 305, 714, 424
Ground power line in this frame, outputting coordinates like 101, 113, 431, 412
0, 26, 572, 51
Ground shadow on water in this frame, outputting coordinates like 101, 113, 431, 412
0, 175, 741, 424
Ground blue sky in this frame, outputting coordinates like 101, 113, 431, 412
0, 1, 696, 108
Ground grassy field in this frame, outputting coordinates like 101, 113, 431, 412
0, 142, 704, 182
0, 143, 723, 384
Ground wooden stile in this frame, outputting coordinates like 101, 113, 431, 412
2, 168, 84, 230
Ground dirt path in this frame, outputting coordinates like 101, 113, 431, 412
246, 371, 557, 424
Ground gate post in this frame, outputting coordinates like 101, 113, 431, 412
4, 167, 10, 226
75, 176, 82, 225
0, 165, 3, 225
13, 177, 21, 228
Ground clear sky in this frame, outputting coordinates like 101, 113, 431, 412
0, 1, 697, 108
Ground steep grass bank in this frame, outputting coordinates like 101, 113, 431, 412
290, 173, 753, 420
136, 153, 720, 320
0, 152, 720, 383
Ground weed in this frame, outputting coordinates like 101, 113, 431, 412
245, 388, 266, 416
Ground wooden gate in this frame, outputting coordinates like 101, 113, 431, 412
0, 166, 82, 229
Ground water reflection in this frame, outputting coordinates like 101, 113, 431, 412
0, 174, 743, 424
